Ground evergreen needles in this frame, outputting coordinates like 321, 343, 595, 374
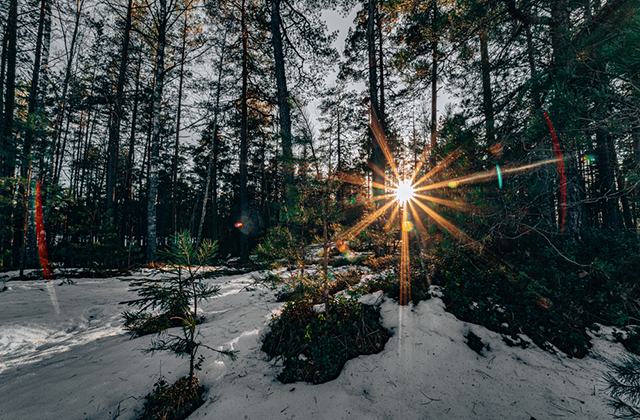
122, 230, 235, 390
606, 354, 640, 419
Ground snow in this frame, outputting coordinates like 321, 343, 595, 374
0, 268, 625, 419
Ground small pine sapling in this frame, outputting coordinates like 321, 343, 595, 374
606, 354, 640, 419
123, 231, 235, 393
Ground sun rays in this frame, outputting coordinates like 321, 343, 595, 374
332, 110, 561, 305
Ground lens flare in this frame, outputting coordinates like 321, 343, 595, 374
341, 107, 562, 306
395, 180, 415, 204
234, 222, 243, 228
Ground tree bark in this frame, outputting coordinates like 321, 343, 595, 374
239, 0, 249, 261
2, 0, 17, 177
551, 0, 583, 241
50, 0, 83, 185
107, 0, 133, 224
595, 128, 623, 229
368, 0, 384, 200
430, 2, 439, 152
271, 0, 293, 187
147, 0, 167, 262
172, 9, 189, 235
22, 0, 48, 178
196, 34, 226, 247
479, 29, 494, 144
1, 24, 9, 124
123, 48, 142, 241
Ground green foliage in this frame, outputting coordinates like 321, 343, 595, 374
140, 376, 205, 420
254, 226, 304, 271
605, 354, 640, 419
362, 263, 432, 305
435, 229, 640, 358
262, 295, 390, 384
0, 177, 21, 269
54, 197, 142, 271
122, 231, 234, 386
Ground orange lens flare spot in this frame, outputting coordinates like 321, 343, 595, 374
234, 222, 243, 228
402, 221, 414, 232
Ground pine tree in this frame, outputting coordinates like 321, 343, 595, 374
122, 230, 234, 389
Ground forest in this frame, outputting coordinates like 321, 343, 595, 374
0, 0, 638, 270
2, 0, 640, 418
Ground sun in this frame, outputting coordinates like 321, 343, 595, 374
395, 180, 415, 205
330, 109, 561, 306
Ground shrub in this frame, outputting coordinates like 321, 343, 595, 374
262, 296, 390, 384
140, 376, 205, 420
435, 229, 640, 358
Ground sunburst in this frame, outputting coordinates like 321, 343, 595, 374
333, 109, 561, 305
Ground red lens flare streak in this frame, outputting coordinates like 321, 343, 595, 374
543, 109, 566, 234
35, 180, 51, 280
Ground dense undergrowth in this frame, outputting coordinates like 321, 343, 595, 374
140, 376, 205, 420
261, 270, 391, 384
430, 229, 640, 358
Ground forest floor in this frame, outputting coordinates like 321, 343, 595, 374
0, 265, 625, 419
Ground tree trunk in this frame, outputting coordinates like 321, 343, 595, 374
2, 0, 17, 177
368, 0, 384, 199
551, 0, 583, 241
39, 0, 51, 107
479, 29, 495, 144
196, 34, 226, 247
239, 0, 249, 262
22, 0, 48, 178
271, 0, 293, 188
595, 128, 623, 229
1, 24, 9, 123
172, 9, 189, 235
50, 0, 83, 185
106, 0, 133, 224
377, 6, 385, 126
147, 0, 167, 263
123, 48, 142, 241
430, 1, 438, 152
524, 21, 541, 110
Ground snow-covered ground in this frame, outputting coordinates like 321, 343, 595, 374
0, 268, 625, 419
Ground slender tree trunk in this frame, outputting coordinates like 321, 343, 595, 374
239, 0, 249, 262
525, 21, 541, 110
50, 0, 83, 185
22, 0, 48, 178
595, 128, 623, 229
123, 48, 142, 241
54, 116, 71, 184
368, 0, 384, 201
172, 9, 189, 235
377, 6, 385, 127
430, 0, 438, 152
147, 0, 167, 263
479, 29, 494, 144
551, 0, 583, 241
2, 0, 18, 177
271, 0, 293, 190
197, 34, 226, 247
1, 25, 9, 120
106, 0, 133, 224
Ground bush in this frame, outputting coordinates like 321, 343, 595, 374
140, 376, 205, 420
262, 296, 390, 384
434, 230, 640, 358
